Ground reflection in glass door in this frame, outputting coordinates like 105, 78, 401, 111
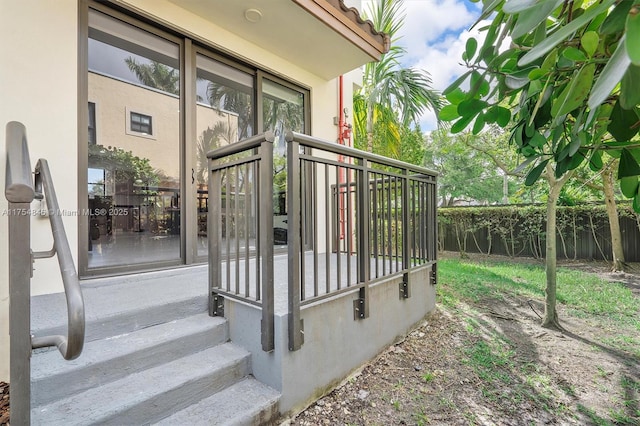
195, 54, 255, 258
87, 10, 181, 269
262, 79, 306, 249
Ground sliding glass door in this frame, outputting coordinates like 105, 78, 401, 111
82, 5, 310, 275
87, 9, 182, 270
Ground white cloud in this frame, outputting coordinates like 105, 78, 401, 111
397, 0, 480, 61
397, 0, 498, 130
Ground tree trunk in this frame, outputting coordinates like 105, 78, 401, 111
542, 179, 562, 329
602, 165, 626, 272
541, 165, 572, 330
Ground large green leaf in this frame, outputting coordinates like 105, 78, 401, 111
600, 0, 635, 34
451, 114, 476, 133
518, 0, 616, 66
620, 175, 639, 197
608, 100, 640, 142
465, 37, 478, 61
439, 104, 460, 121
551, 63, 595, 117
634, 189, 640, 212
562, 46, 587, 62
511, 0, 563, 39
525, 159, 549, 185
626, 6, 640, 65
495, 106, 512, 127
580, 31, 599, 58
588, 36, 632, 109
620, 64, 640, 109
589, 150, 603, 171
458, 99, 488, 117
503, 0, 537, 14
472, 113, 486, 134
618, 148, 640, 178
446, 88, 467, 105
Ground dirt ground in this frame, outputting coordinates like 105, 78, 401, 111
283, 253, 640, 425
1, 254, 638, 425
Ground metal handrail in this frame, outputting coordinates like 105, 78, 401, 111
286, 131, 438, 177
30, 158, 85, 360
5, 121, 85, 360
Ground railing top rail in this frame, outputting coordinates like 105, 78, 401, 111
207, 131, 275, 161
5, 121, 35, 203
286, 131, 438, 177
30, 158, 85, 360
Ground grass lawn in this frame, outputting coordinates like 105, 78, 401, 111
291, 256, 640, 425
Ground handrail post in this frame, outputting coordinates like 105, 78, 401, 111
286, 132, 303, 351
8, 201, 33, 426
355, 157, 370, 319
208, 156, 222, 316
401, 169, 411, 298
259, 137, 275, 352
6, 121, 35, 426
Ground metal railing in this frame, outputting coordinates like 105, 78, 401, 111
207, 131, 437, 352
207, 133, 275, 352
5, 121, 86, 425
285, 132, 437, 349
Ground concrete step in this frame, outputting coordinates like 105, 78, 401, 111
31, 264, 209, 343
31, 342, 252, 426
32, 313, 228, 406
154, 377, 280, 426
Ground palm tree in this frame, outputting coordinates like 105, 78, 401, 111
125, 58, 180, 95
354, 0, 441, 158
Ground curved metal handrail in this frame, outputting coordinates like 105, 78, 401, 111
30, 158, 85, 360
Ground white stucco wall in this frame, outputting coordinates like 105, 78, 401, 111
0, 0, 360, 381
0, 0, 79, 381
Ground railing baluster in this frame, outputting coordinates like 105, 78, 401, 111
259, 139, 274, 351
255, 160, 261, 301
235, 166, 240, 295
244, 162, 250, 298
325, 163, 331, 294
346, 163, 352, 287
335, 164, 342, 290
225, 175, 231, 292
287, 134, 303, 351
300, 158, 306, 301
372, 172, 379, 279
313, 161, 319, 298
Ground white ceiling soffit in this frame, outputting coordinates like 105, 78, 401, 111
167, 0, 388, 80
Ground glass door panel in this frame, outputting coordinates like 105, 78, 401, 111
195, 54, 255, 258
87, 10, 181, 269
262, 79, 306, 249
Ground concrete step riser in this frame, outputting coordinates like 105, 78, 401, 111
32, 319, 227, 406
34, 295, 208, 344
101, 357, 251, 425
31, 345, 252, 425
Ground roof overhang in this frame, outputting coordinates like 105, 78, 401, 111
167, 0, 389, 79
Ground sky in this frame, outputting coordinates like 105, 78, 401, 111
386, 0, 486, 131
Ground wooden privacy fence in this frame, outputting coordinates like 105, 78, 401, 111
438, 204, 640, 262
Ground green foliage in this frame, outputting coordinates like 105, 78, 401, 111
88, 144, 158, 186
355, 120, 426, 165
438, 203, 633, 260
424, 129, 513, 205
442, 0, 640, 211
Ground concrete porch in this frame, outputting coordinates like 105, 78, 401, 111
30, 253, 436, 422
